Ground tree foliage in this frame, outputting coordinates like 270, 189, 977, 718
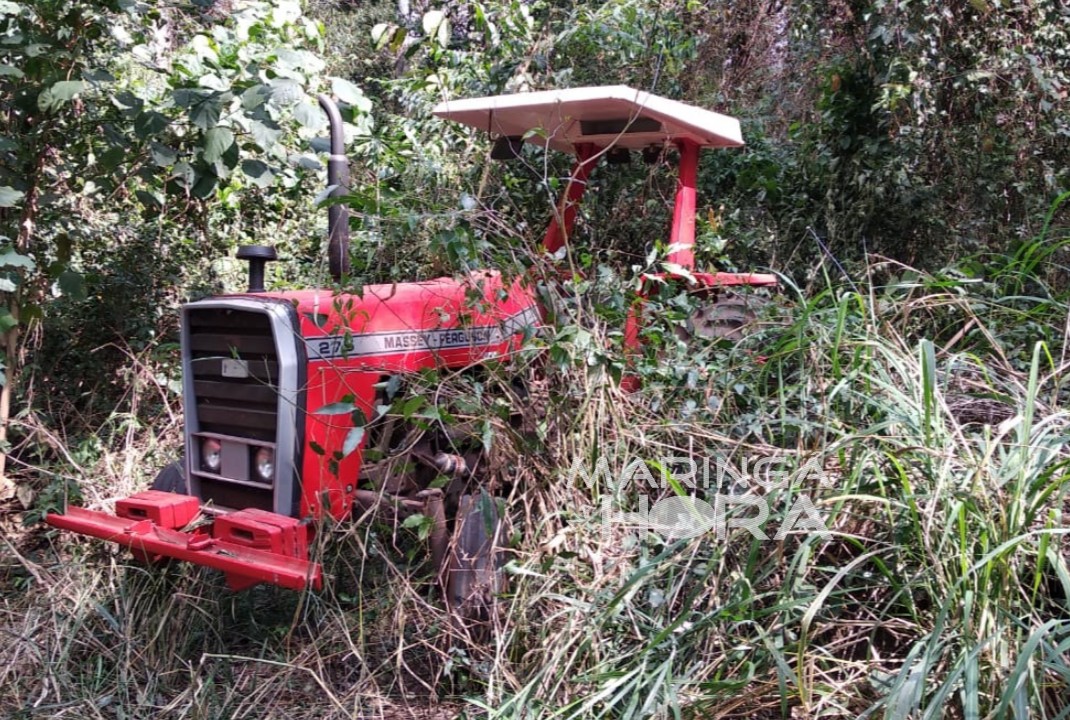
1, 0, 1069, 716
0, 0, 370, 467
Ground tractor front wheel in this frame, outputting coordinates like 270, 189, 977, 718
445, 493, 505, 637
151, 460, 188, 494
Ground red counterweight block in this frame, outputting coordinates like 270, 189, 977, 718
113, 491, 202, 564
116, 491, 202, 529
212, 509, 313, 590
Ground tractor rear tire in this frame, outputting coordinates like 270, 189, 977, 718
151, 460, 188, 494
445, 493, 505, 637
688, 294, 768, 341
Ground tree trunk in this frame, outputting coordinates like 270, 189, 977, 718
0, 149, 43, 482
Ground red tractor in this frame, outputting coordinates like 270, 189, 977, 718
46, 86, 776, 616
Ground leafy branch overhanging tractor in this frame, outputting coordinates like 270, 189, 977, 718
46, 86, 777, 618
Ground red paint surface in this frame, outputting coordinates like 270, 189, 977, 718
667, 140, 700, 270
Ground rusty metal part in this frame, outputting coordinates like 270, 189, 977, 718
432, 452, 468, 476
353, 488, 426, 516
361, 430, 476, 495
416, 488, 448, 576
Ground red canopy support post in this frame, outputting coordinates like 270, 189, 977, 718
667, 139, 700, 271
543, 143, 600, 255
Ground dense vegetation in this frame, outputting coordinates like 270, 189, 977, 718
2, 0, 1069, 717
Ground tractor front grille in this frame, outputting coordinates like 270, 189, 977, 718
185, 307, 280, 512
187, 308, 279, 442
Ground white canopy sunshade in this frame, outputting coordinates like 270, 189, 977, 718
432, 85, 743, 154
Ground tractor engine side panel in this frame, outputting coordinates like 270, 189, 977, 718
284, 271, 540, 519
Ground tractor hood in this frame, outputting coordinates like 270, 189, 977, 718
246, 270, 540, 372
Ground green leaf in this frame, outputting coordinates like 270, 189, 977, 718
99, 146, 125, 172
83, 69, 115, 83
390, 27, 408, 53
173, 88, 198, 107
268, 78, 302, 106
176, 89, 222, 130
198, 73, 228, 91
0, 186, 23, 208
215, 139, 239, 175
135, 189, 163, 209
0, 248, 33, 270
150, 142, 177, 166
274, 48, 324, 74
371, 23, 394, 50
171, 161, 196, 188
294, 100, 326, 130
0, 64, 22, 78
57, 270, 85, 300
248, 119, 282, 151
422, 10, 449, 46
241, 84, 271, 111
349, 407, 367, 426
330, 77, 372, 112
202, 127, 234, 163
342, 426, 364, 457
0, 278, 14, 291
401, 513, 432, 540
133, 111, 169, 139
0, 308, 16, 332
398, 395, 426, 417
478, 488, 498, 537
241, 159, 273, 188
417, 406, 442, 421
112, 91, 143, 115
316, 401, 357, 415
190, 173, 218, 199
38, 80, 87, 112
20, 302, 41, 322
189, 95, 222, 131
0, 2, 21, 16
401, 513, 427, 530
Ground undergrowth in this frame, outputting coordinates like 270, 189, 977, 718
4, 222, 1070, 718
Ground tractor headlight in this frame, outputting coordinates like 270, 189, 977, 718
201, 438, 222, 472
254, 447, 274, 482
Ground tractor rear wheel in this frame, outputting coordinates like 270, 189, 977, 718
687, 293, 768, 341
445, 492, 505, 637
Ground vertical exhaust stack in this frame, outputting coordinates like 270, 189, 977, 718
317, 94, 350, 282
236, 245, 277, 292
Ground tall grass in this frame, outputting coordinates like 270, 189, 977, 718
5, 244, 1070, 717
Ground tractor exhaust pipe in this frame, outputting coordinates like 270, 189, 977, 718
317, 94, 350, 281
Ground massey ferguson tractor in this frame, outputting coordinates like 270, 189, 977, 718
46, 86, 777, 619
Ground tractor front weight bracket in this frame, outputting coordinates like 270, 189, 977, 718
47, 491, 322, 591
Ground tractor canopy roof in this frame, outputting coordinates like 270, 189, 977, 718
432, 85, 743, 154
